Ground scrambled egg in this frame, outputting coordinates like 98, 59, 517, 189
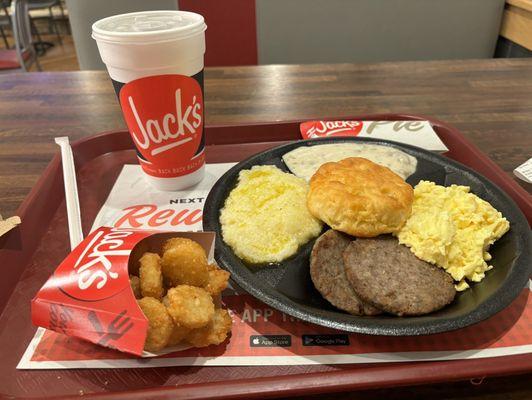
220, 165, 322, 264
396, 181, 510, 290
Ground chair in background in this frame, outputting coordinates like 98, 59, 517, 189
28, 0, 62, 46
0, 0, 40, 71
0, 1, 12, 48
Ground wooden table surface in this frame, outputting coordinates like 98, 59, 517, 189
1, 58, 532, 217
0, 59, 531, 399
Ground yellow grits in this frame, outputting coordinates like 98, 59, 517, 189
220, 165, 322, 264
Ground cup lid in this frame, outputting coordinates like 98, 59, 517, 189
92, 10, 206, 44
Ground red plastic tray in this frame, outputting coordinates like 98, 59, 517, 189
0, 114, 530, 399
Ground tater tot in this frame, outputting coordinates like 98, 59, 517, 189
139, 252, 164, 300
167, 323, 191, 347
161, 295, 191, 346
128, 240, 149, 276
166, 285, 214, 329
137, 297, 173, 352
129, 275, 141, 299
204, 264, 230, 297
161, 238, 210, 287
186, 309, 232, 348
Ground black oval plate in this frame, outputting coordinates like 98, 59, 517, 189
203, 137, 531, 335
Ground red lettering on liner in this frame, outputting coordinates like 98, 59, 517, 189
114, 204, 203, 228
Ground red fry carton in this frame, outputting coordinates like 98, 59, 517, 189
31, 226, 215, 356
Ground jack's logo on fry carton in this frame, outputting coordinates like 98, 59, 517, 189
55, 227, 137, 301
119, 74, 205, 178
300, 120, 363, 138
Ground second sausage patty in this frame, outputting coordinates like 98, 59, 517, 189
344, 236, 456, 316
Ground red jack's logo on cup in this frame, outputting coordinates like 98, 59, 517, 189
119, 74, 205, 178
300, 120, 363, 139
55, 228, 135, 301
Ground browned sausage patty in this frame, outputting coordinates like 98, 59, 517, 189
343, 236, 456, 316
310, 230, 381, 316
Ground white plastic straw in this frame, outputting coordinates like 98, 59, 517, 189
55, 137, 83, 250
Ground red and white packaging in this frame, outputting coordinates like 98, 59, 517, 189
31, 226, 215, 356
300, 120, 448, 152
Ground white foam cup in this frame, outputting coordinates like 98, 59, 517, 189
92, 11, 207, 191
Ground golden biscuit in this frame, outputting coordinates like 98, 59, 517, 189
307, 157, 413, 237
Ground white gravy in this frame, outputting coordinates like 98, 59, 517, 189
282, 143, 417, 181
